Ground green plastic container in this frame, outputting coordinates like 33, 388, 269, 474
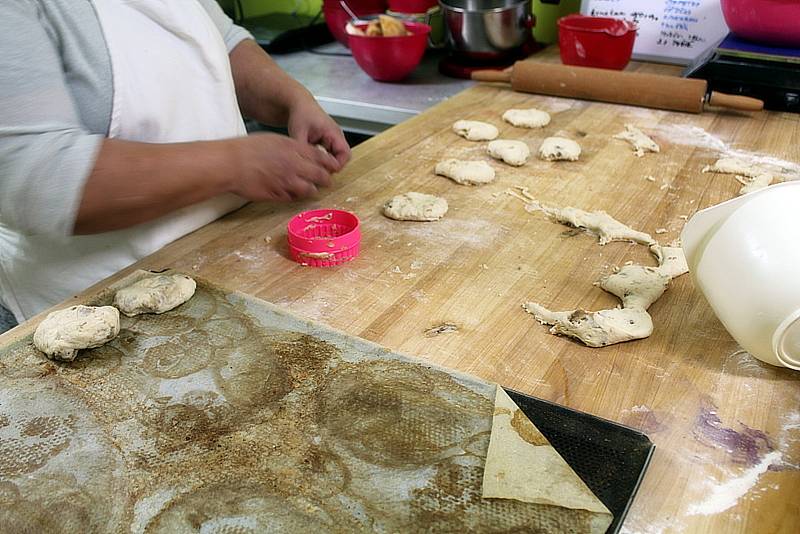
532, 0, 582, 44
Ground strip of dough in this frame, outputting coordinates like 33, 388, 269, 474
523, 304, 654, 347
702, 157, 777, 195
522, 201, 655, 246
510, 188, 690, 348
613, 124, 660, 157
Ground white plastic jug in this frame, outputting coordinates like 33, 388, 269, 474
681, 181, 800, 370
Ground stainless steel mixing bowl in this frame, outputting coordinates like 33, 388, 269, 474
438, 0, 533, 59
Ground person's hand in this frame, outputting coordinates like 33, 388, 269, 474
287, 97, 351, 169
228, 133, 340, 202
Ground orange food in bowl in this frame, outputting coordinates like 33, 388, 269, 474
346, 14, 412, 37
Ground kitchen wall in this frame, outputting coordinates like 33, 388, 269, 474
216, 0, 323, 18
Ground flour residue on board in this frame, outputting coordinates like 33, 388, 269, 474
654, 124, 728, 152
686, 450, 782, 516
654, 124, 800, 181
396, 218, 507, 249
721, 349, 773, 377
274, 295, 334, 320
619, 404, 668, 434
680, 398, 786, 518
776, 411, 800, 470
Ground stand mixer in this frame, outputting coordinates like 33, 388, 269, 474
437, 0, 540, 78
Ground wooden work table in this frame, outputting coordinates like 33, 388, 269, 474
2, 52, 799, 533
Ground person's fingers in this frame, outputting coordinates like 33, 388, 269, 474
298, 180, 319, 198
269, 188, 293, 202
300, 142, 339, 174
285, 174, 320, 200
289, 122, 309, 144
326, 131, 351, 167
297, 158, 333, 188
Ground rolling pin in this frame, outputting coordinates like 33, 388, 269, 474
471, 62, 764, 113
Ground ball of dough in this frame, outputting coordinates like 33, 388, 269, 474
113, 273, 197, 317
33, 305, 120, 361
538, 137, 581, 161
452, 120, 499, 141
434, 159, 496, 185
487, 140, 530, 167
502, 108, 551, 129
382, 192, 448, 222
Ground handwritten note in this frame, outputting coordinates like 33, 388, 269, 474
580, 0, 730, 64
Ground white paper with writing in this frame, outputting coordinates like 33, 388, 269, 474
581, 0, 730, 65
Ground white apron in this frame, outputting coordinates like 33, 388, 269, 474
0, 0, 247, 321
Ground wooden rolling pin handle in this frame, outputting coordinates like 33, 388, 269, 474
471, 69, 513, 83
708, 91, 765, 112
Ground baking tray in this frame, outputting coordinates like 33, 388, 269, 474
508, 389, 655, 534
0, 273, 651, 532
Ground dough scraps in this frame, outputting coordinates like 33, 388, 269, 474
508, 188, 655, 246
598, 265, 670, 310
523, 304, 654, 347
435, 159, 496, 185
502, 108, 551, 129
113, 273, 197, 317
649, 244, 689, 279
702, 157, 778, 195
452, 120, 499, 141
613, 124, 660, 157
522, 244, 688, 347
509, 188, 689, 347
33, 305, 120, 361
382, 191, 448, 221
487, 140, 530, 167
538, 137, 581, 162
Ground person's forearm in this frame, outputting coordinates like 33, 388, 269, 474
74, 138, 235, 235
228, 39, 313, 125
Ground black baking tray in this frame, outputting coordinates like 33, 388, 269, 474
506, 389, 654, 534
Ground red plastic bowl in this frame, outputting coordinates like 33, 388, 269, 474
348, 21, 432, 82
323, 0, 387, 47
558, 15, 637, 70
721, 0, 800, 48
287, 209, 361, 267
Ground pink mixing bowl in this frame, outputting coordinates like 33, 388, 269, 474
721, 0, 800, 47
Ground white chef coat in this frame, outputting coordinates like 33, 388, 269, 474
0, 0, 247, 321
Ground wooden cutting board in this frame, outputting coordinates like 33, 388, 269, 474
2, 60, 799, 533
